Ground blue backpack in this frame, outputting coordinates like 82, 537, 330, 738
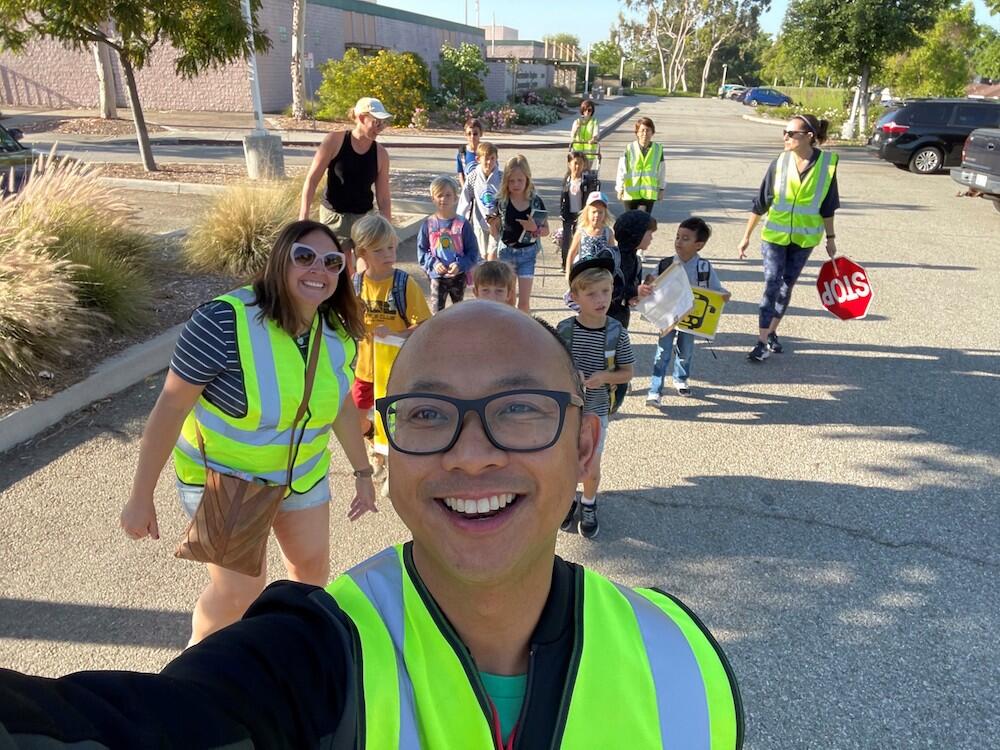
353, 269, 409, 323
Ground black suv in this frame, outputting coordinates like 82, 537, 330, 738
866, 98, 1000, 174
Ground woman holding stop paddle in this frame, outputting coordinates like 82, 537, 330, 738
737, 113, 840, 362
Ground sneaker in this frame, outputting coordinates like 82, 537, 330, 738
767, 332, 783, 354
578, 502, 599, 539
646, 393, 661, 407
560, 499, 578, 532
674, 382, 691, 396
747, 341, 770, 362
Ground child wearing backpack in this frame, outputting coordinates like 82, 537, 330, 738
642, 217, 730, 405
417, 175, 480, 313
486, 154, 549, 313
558, 257, 635, 539
458, 141, 501, 262
559, 152, 599, 271
612, 209, 658, 328
455, 117, 482, 187
351, 214, 432, 435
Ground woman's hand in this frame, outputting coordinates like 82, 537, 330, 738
347, 477, 378, 521
737, 237, 751, 259
120, 493, 159, 540
826, 237, 837, 259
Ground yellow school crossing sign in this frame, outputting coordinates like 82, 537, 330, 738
676, 288, 727, 340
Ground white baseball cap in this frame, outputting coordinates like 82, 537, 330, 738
585, 191, 609, 207
354, 97, 393, 120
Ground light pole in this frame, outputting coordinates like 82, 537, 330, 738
584, 44, 591, 95
240, 0, 284, 179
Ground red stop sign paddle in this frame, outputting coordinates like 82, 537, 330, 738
816, 257, 873, 320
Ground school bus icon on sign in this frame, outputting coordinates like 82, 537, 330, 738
676, 289, 727, 340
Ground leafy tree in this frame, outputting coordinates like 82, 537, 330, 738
546, 33, 581, 52
888, 3, 978, 97
693, 0, 769, 97
590, 40, 625, 77
0, 1, 269, 171
973, 26, 1000, 79
317, 49, 430, 125
782, 0, 947, 136
437, 42, 487, 102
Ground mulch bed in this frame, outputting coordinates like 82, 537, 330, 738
13, 117, 166, 137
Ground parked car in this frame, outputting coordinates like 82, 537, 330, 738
950, 128, 1000, 214
718, 84, 747, 100
866, 98, 1000, 174
0, 123, 36, 195
741, 87, 793, 107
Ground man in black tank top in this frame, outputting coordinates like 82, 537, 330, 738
300, 97, 394, 261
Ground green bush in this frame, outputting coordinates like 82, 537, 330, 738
316, 48, 431, 125
11, 151, 154, 330
0, 223, 96, 389
437, 43, 487, 103
183, 179, 303, 278
512, 103, 559, 125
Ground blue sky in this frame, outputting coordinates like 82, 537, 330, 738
379, 0, 1000, 47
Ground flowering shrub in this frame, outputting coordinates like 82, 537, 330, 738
481, 104, 518, 130
512, 103, 559, 125
409, 107, 429, 129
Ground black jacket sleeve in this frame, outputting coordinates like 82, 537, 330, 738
0, 582, 355, 749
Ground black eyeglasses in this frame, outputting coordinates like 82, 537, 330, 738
374, 390, 584, 455
290, 242, 345, 274
783, 130, 810, 138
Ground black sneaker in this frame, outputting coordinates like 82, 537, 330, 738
747, 341, 770, 362
560, 499, 578, 532
578, 502, 599, 538
767, 332, 783, 354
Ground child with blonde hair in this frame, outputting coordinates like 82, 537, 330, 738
351, 214, 431, 436
458, 141, 501, 261
417, 175, 479, 312
564, 192, 616, 283
486, 154, 549, 313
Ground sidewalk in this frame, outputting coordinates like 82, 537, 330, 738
3, 97, 639, 151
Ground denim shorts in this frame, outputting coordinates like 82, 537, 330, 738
176, 476, 331, 519
498, 242, 539, 277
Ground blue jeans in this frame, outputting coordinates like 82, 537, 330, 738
759, 240, 813, 329
649, 330, 695, 394
497, 242, 539, 277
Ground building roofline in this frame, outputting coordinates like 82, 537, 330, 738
309, 0, 485, 36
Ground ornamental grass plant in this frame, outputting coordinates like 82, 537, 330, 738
183, 178, 305, 278
0, 221, 96, 390
11, 148, 154, 329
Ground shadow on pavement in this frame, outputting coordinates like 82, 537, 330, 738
0, 598, 188, 649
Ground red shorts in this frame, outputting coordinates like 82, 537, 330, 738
351, 378, 374, 411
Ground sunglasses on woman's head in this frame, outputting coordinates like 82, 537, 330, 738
290, 242, 346, 273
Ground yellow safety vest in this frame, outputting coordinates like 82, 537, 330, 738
173, 287, 356, 494
760, 150, 838, 248
573, 117, 600, 157
327, 545, 741, 749
622, 141, 664, 201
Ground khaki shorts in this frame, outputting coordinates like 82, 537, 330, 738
319, 205, 372, 248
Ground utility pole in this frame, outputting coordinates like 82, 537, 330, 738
584, 44, 591, 94
721, 63, 728, 90
240, 0, 284, 179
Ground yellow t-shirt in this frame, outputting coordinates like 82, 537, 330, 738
356, 272, 431, 382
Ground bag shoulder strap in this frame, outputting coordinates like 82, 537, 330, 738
392, 269, 409, 322
353, 271, 363, 296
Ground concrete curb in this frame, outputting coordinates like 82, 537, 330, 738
742, 113, 784, 127
0, 213, 425, 456
0, 323, 184, 455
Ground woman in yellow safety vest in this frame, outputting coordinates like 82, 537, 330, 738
120, 220, 378, 645
570, 99, 600, 168
737, 113, 840, 362
616, 116, 666, 212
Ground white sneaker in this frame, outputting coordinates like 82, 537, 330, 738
646, 393, 661, 407
674, 382, 691, 396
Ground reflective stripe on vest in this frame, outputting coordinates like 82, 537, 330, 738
761, 150, 837, 249
622, 142, 664, 200
326, 546, 739, 749
573, 118, 599, 156
173, 286, 356, 492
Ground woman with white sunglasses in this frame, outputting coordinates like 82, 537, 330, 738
121, 220, 377, 645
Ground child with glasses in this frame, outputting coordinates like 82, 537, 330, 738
557, 259, 635, 539
350, 214, 431, 440
456, 117, 483, 187
417, 176, 480, 313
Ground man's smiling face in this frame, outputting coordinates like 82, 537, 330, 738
384, 302, 597, 586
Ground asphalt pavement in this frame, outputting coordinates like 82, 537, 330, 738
1, 96, 998, 749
